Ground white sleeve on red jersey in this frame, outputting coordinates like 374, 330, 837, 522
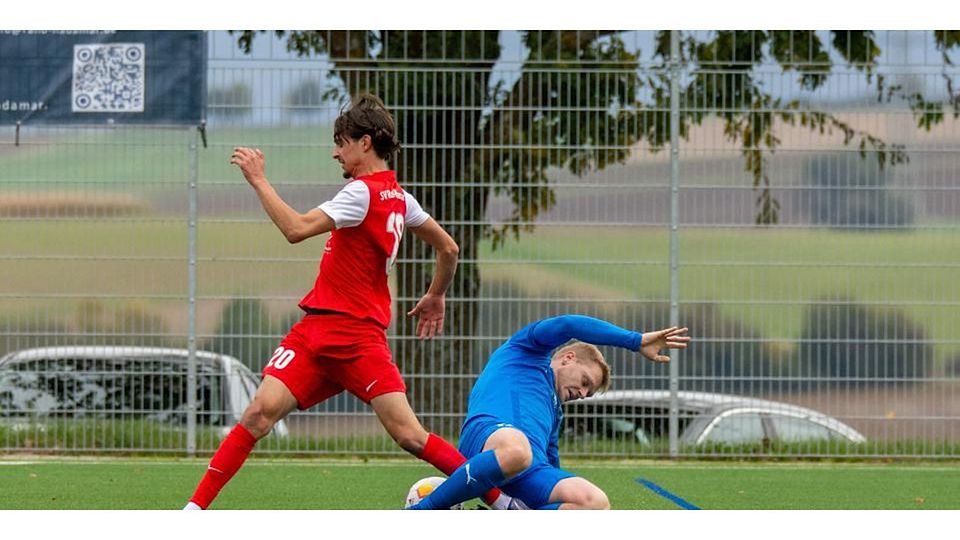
404, 191, 431, 227
318, 181, 370, 229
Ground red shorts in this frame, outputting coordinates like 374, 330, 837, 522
262, 313, 406, 408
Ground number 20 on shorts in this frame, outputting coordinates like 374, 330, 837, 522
267, 347, 295, 369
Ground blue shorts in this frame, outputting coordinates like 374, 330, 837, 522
459, 417, 576, 509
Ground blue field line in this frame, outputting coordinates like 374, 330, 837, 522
635, 478, 701, 510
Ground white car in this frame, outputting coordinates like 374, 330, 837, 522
565, 390, 866, 446
0, 346, 287, 437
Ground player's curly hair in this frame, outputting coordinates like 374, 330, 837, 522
333, 93, 401, 160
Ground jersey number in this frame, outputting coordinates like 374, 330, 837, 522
386, 212, 404, 275
266, 347, 295, 370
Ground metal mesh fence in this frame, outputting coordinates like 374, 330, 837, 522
1, 30, 958, 458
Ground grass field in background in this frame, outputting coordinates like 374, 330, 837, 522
3, 128, 957, 355
0, 127, 343, 188
0, 458, 957, 510
7, 221, 955, 360
482, 226, 960, 362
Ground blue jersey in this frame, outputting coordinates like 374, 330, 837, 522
462, 315, 642, 467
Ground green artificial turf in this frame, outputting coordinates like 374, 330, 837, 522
0, 458, 956, 510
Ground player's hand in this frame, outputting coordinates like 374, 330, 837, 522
407, 293, 445, 340
230, 147, 267, 186
639, 326, 690, 363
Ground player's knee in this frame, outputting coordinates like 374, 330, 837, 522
240, 399, 280, 439
579, 486, 610, 510
495, 444, 533, 478
590, 489, 610, 510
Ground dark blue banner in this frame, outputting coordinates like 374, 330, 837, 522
0, 31, 206, 125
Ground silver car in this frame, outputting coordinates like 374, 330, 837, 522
565, 390, 866, 446
0, 346, 287, 437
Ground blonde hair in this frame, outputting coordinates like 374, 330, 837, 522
553, 341, 611, 393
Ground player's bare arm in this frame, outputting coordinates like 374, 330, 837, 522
231, 147, 335, 243
639, 326, 691, 363
406, 217, 460, 340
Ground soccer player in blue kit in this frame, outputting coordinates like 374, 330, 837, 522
408, 314, 690, 510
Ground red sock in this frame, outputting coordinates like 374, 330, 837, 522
189, 424, 258, 509
419, 432, 503, 507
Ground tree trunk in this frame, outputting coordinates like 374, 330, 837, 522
331, 34, 499, 436
393, 139, 489, 436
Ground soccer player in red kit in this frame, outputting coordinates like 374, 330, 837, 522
184, 94, 515, 509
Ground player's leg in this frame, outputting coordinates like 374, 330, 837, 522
481, 426, 534, 477
544, 476, 610, 510
340, 327, 516, 509
369, 391, 429, 453
489, 464, 591, 510
370, 391, 512, 509
186, 316, 334, 510
237, 374, 300, 437
408, 426, 532, 510
185, 375, 299, 509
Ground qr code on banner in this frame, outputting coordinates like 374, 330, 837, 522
72, 43, 145, 113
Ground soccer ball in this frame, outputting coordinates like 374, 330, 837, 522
404, 476, 463, 509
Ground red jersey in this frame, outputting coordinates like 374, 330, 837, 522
298, 170, 430, 328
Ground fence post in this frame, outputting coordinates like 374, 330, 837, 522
186, 128, 199, 456
668, 29, 681, 458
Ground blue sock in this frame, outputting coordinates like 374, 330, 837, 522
411, 450, 505, 510
537, 502, 562, 510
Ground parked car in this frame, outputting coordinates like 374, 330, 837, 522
564, 390, 865, 446
0, 346, 287, 437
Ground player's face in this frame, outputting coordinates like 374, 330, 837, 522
553, 355, 603, 403
332, 134, 368, 179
